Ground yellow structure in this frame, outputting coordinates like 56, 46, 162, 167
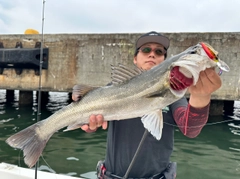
24, 29, 39, 34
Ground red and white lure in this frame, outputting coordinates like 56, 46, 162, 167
200, 42, 230, 76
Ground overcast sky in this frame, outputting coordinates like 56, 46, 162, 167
0, 0, 239, 34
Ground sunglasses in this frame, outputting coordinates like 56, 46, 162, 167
139, 47, 166, 56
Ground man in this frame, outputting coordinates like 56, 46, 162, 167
72, 31, 222, 178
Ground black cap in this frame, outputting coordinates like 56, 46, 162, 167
135, 31, 170, 56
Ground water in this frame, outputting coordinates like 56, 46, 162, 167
0, 90, 240, 179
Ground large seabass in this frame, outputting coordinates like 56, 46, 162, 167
6, 42, 230, 168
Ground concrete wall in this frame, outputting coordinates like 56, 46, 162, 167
0, 33, 239, 100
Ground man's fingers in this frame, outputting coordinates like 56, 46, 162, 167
102, 121, 108, 130
190, 68, 222, 96
96, 114, 104, 127
89, 115, 97, 130
72, 94, 78, 101
72, 94, 81, 102
81, 124, 89, 131
205, 68, 222, 88
81, 114, 107, 132
200, 69, 221, 91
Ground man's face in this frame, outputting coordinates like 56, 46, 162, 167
133, 43, 166, 70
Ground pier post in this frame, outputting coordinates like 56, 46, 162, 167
68, 92, 73, 103
19, 91, 33, 106
209, 100, 235, 116
6, 90, 15, 104
36, 91, 49, 107
223, 100, 234, 115
209, 100, 224, 116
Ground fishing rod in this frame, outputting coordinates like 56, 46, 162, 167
35, 0, 46, 179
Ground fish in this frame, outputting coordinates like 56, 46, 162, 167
6, 42, 230, 168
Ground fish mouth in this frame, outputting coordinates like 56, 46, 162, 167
169, 66, 193, 91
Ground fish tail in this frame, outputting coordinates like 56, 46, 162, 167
6, 121, 52, 168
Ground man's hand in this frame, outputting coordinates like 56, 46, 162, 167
81, 114, 108, 133
72, 85, 108, 132
188, 68, 222, 108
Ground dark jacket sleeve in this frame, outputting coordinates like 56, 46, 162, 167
170, 97, 210, 138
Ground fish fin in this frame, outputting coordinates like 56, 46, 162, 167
6, 120, 53, 168
111, 64, 144, 85
141, 110, 163, 140
72, 84, 99, 100
63, 122, 86, 132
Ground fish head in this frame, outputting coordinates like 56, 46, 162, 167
168, 42, 230, 96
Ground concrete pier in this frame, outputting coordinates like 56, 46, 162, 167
0, 33, 239, 113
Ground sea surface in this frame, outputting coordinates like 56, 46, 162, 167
0, 90, 239, 179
